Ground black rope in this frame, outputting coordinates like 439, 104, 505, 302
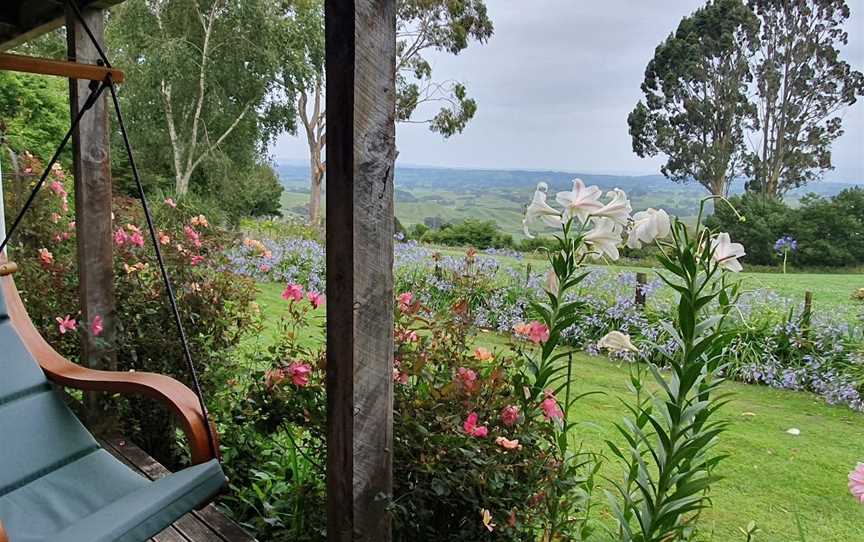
0, 82, 106, 254
106, 79, 216, 458
66, 0, 112, 69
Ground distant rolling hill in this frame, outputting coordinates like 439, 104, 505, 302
276, 163, 863, 239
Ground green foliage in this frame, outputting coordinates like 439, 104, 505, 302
0, 72, 69, 164
707, 188, 864, 267
629, 0, 758, 196
422, 219, 513, 249
7, 155, 258, 465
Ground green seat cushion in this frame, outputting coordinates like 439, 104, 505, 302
0, 288, 226, 541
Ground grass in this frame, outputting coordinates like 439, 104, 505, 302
252, 282, 863, 542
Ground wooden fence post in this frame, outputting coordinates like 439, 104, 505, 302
325, 0, 396, 540
802, 290, 813, 338
66, 6, 116, 428
635, 272, 647, 307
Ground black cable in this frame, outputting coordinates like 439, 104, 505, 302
0, 82, 106, 254
65, 0, 112, 69
106, 80, 216, 458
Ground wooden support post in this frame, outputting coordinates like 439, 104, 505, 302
325, 0, 396, 541
66, 6, 116, 427
635, 272, 647, 307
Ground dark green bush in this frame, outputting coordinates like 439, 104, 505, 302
422, 218, 513, 249
706, 188, 864, 268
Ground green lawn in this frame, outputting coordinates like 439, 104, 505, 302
253, 282, 864, 541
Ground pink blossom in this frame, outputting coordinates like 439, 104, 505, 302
49, 180, 67, 198
457, 367, 479, 393
189, 255, 205, 266
265, 368, 285, 389
282, 283, 304, 302
528, 321, 550, 344
398, 292, 413, 312
56, 315, 77, 335
259, 264, 271, 273
501, 405, 520, 427
90, 315, 104, 337
308, 291, 325, 309
495, 437, 521, 450
164, 198, 177, 208
287, 362, 312, 387
191, 215, 209, 228
158, 231, 170, 245
474, 347, 493, 361
129, 232, 145, 248
393, 368, 409, 385
513, 322, 532, 337
463, 412, 488, 438
184, 226, 202, 249
38, 248, 53, 268
50, 213, 61, 223
113, 229, 129, 247
850, 463, 864, 504
541, 390, 564, 421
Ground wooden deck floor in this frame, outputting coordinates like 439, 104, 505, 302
100, 438, 256, 542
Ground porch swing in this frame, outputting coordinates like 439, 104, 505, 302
0, 3, 226, 541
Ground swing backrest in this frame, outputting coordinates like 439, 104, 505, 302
0, 285, 100, 499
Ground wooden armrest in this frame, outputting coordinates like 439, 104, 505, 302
0, 276, 218, 465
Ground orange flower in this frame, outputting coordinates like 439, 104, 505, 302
473, 347, 493, 361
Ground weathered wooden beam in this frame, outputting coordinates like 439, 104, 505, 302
0, 1, 127, 52
0, 52, 124, 82
66, 5, 116, 428
325, 0, 396, 540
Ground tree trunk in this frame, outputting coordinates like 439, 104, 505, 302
309, 160, 323, 224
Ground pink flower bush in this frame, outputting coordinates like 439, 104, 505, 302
541, 390, 564, 421
158, 231, 171, 245
287, 362, 312, 387
164, 197, 177, 208
189, 255, 205, 266
308, 291, 325, 309
463, 412, 488, 438
90, 315, 104, 337
129, 231, 145, 248
282, 283, 304, 302
184, 226, 202, 249
56, 315, 77, 335
501, 405, 520, 426
850, 463, 864, 504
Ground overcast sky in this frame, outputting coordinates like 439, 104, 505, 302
273, 0, 864, 181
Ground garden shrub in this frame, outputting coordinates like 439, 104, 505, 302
5, 155, 258, 466
422, 218, 514, 249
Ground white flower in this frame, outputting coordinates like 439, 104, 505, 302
593, 188, 632, 227
786, 428, 801, 436
555, 178, 603, 223
543, 268, 559, 295
711, 232, 746, 272
583, 217, 623, 260
598, 331, 638, 353
522, 182, 562, 238
626, 208, 671, 249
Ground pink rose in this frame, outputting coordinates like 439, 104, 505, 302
398, 292, 413, 312
541, 390, 564, 421
500, 405, 519, 427
164, 197, 177, 208
129, 232, 145, 248
463, 412, 488, 438
113, 229, 129, 247
495, 437, 521, 450
457, 367, 479, 393
38, 248, 54, 268
282, 283, 304, 302
288, 362, 312, 387
528, 321, 550, 344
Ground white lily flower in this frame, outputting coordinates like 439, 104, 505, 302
583, 217, 623, 260
711, 232, 746, 272
522, 182, 562, 238
626, 208, 671, 249
593, 188, 632, 227
598, 331, 638, 353
555, 178, 603, 223
543, 268, 559, 295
